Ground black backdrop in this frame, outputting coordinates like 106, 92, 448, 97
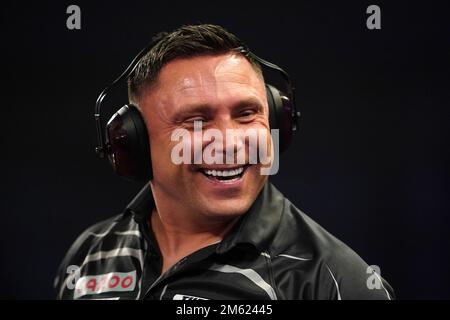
1, 1, 449, 299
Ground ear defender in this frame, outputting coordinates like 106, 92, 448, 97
95, 43, 300, 182
265, 84, 296, 153
105, 104, 152, 181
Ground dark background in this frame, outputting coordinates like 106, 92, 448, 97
1, 0, 449, 299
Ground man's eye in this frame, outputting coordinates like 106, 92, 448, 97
185, 117, 205, 123
240, 110, 256, 117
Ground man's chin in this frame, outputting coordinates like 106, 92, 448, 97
190, 164, 266, 218
200, 198, 253, 218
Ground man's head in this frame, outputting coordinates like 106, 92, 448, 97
128, 24, 263, 105
128, 24, 270, 222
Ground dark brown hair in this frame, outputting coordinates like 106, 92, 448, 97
127, 24, 262, 105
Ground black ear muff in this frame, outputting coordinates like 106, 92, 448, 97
105, 104, 152, 181
266, 84, 296, 153
95, 42, 299, 182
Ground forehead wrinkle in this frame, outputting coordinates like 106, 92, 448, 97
213, 53, 262, 83
149, 54, 267, 117
173, 54, 259, 92
174, 74, 261, 100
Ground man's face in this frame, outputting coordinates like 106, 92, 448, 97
140, 53, 270, 219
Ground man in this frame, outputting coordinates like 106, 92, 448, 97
55, 24, 394, 300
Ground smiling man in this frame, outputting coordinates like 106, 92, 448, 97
55, 24, 394, 300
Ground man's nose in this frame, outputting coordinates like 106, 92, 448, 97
203, 117, 245, 158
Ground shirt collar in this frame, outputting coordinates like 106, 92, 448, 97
125, 182, 284, 254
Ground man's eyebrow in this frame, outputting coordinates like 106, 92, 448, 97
232, 98, 264, 110
173, 98, 265, 119
179, 104, 214, 114
172, 104, 215, 121
179, 103, 214, 113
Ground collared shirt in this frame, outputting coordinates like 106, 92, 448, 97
55, 182, 394, 300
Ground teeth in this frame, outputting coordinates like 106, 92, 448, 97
204, 167, 244, 177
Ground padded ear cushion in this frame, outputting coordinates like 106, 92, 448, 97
105, 104, 152, 181
265, 84, 295, 153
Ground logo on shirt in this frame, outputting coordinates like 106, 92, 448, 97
74, 270, 137, 299
173, 294, 208, 300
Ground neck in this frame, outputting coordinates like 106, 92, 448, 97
150, 207, 237, 253
150, 208, 238, 274
148, 184, 240, 273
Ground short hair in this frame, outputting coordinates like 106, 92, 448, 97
127, 24, 263, 105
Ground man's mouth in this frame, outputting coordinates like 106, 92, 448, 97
198, 165, 249, 182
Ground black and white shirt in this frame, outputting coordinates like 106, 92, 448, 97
54, 182, 394, 300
